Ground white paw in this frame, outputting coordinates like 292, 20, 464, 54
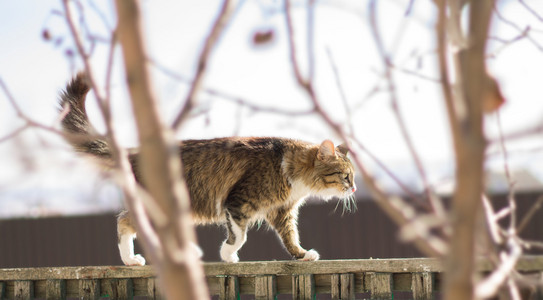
123, 254, 146, 266
299, 249, 320, 261
220, 243, 240, 263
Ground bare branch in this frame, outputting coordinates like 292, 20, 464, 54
517, 195, 543, 234
284, 0, 444, 257
368, 0, 444, 217
437, 0, 494, 299
148, 57, 315, 117
114, 0, 209, 298
519, 0, 543, 23
325, 47, 353, 134
493, 5, 543, 52
0, 124, 29, 144
476, 236, 522, 298
172, 0, 238, 130
285, 0, 308, 88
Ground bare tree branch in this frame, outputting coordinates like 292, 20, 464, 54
519, 0, 543, 23
440, 0, 494, 299
368, 0, 446, 218
493, 4, 543, 52
172, 0, 238, 130
148, 57, 315, 117
284, 0, 445, 257
0, 124, 29, 144
518, 195, 543, 234
114, 0, 209, 298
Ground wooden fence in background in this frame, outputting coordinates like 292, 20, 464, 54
2, 256, 543, 299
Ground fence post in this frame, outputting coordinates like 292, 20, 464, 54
219, 276, 239, 300
255, 275, 276, 300
46, 279, 66, 300
368, 272, 392, 300
105, 278, 133, 299
331, 273, 355, 300
411, 272, 433, 300
79, 279, 100, 300
14, 280, 34, 300
293, 274, 315, 300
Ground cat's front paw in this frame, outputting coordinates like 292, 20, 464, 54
299, 249, 320, 261
221, 251, 239, 263
220, 243, 240, 263
123, 254, 146, 266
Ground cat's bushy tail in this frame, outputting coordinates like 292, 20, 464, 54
59, 72, 111, 158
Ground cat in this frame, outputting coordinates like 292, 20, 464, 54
59, 73, 357, 265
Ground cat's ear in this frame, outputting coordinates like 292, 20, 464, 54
317, 140, 336, 160
337, 142, 350, 155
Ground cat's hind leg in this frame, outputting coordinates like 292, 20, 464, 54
117, 211, 146, 266
220, 211, 248, 263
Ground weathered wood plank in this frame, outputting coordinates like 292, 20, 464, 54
0, 281, 5, 299
65, 279, 78, 298
206, 258, 444, 276
132, 277, 153, 297
255, 275, 276, 300
368, 272, 392, 300
219, 276, 239, 300
293, 274, 315, 300
104, 278, 133, 299
2, 256, 543, 281
79, 279, 100, 300
332, 274, 355, 299
0, 266, 155, 281
411, 272, 433, 300
46, 279, 66, 300
341, 274, 355, 299
14, 280, 33, 300
331, 274, 340, 299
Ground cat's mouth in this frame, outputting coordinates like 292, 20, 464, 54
343, 184, 357, 196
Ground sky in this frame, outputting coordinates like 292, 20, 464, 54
1, 0, 543, 218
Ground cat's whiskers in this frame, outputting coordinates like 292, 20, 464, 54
334, 192, 357, 216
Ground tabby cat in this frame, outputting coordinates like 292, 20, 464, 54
59, 73, 357, 265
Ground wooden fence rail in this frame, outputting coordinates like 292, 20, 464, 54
1, 256, 543, 299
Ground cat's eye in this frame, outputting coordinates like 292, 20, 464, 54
344, 174, 350, 182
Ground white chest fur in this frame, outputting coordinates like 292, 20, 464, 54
288, 179, 313, 203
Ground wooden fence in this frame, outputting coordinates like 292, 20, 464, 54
1, 256, 543, 299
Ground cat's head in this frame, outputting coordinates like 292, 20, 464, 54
311, 140, 357, 199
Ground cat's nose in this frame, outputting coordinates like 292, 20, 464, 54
351, 186, 356, 193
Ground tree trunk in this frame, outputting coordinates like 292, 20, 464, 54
114, 0, 209, 299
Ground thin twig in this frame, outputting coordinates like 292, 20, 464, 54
487, 27, 531, 58
325, 47, 354, 135
368, 0, 444, 217
497, 111, 518, 231
62, 0, 105, 102
517, 195, 543, 234
0, 77, 80, 138
493, 4, 543, 52
285, 0, 310, 88
148, 57, 315, 117
307, 0, 316, 83
519, 0, 543, 22
172, 0, 238, 129
0, 124, 29, 144
284, 0, 443, 257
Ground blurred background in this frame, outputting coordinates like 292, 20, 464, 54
2, 0, 543, 268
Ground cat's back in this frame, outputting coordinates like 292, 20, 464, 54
180, 137, 304, 163
179, 137, 306, 221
